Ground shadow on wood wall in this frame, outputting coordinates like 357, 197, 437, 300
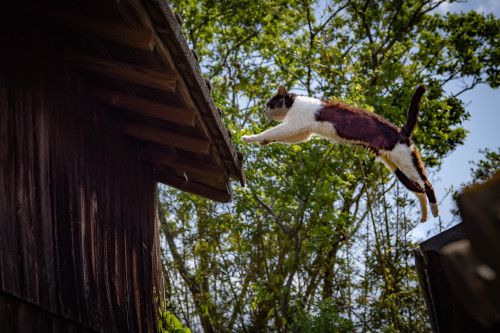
0, 2, 162, 331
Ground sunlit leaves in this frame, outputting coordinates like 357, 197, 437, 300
417, 11, 500, 88
161, 0, 499, 331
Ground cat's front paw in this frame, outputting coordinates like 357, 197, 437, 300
241, 135, 256, 143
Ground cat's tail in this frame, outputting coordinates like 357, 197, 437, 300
401, 85, 426, 137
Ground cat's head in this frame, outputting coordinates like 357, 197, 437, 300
263, 85, 295, 122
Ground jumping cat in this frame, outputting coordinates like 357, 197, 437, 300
241, 85, 438, 222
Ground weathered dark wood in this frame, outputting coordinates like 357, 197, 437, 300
416, 175, 500, 332
458, 173, 500, 274
442, 239, 500, 329
67, 51, 177, 93
1, 14, 162, 331
29, 4, 156, 51
155, 173, 232, 203
119, 121, 211, 155
0, 291, 99, 332
140, 148, 226, 179
93, 89, 196, 126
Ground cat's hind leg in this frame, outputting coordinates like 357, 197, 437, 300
379, 155, 428, 222
425, 183, 439, 218
394, 169, 428, 222
410, 149, 439, 218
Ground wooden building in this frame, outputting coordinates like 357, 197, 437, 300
0, 0, 244, 331
415, 174, 500, 332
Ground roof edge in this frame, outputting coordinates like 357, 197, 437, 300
140, 0, 245, 186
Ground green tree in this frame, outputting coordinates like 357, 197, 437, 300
158, 1, 500, 332
465, 147, 500, 184
451, 147, 500, 215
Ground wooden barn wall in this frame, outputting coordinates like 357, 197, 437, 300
0, 6, 162, 332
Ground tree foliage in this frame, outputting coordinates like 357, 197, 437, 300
158, 1, 500, 332
452, 147, 500, 214
466, 147, 500, 183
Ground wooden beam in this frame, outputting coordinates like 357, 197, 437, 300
184, 170, 228, 191
67, 51, 177, 93
140, 148, 226, 179
156, 173, 231, 203
29, 4, 156, 51
93, 89, 195, 126
118, 122, 210, 155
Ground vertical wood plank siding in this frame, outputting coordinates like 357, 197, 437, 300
0, 12, 162, 332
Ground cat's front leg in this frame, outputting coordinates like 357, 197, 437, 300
241, 134, 271, 146
241, 134, 260, 143
242, 123, 308, 145
240, 135, 271, 145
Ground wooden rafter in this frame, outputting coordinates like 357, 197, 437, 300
67, 51, 177, 93
155, 173, 231, 203
93, 89, 196, 126
118, 121, 210, 155
140, 148, 226, 179
29, 4, 156, 51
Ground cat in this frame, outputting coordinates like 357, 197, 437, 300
241, 85, 438, 222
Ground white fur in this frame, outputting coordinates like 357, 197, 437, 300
285, 96, 322, 124
379, 143, 436, 222
381, 144, 425, 189
242, 96, 323, 145
430, 203, 439, 218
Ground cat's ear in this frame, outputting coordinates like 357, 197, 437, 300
277, 85, 288, 96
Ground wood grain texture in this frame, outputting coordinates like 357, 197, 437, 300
140, 148, 226, 179
93, 89, 196, 126
155, 173, 232, 203
0, 21, 161, 331
119, 121, 211, 155
67, 51, 177, 93
29, 4, 156, 51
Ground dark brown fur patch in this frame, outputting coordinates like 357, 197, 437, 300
425, 183, 437, 203
315, 101, 409, 153
395, 169, 425, 193
267, 93, 296, 109
411, 149, 437, 204
401, 85, 426, 137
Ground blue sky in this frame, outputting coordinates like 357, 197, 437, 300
409, 0, 500, 241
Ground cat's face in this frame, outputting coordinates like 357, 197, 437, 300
263, 85, 295, 122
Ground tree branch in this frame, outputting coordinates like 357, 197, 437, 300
209, 28, 261, 80
157, 200, 218, 333
251, 188, 294, 236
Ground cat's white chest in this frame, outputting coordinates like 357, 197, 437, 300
286, 96, 322, 123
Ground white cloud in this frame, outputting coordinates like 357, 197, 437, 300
433, 0, 500, 16
437, 1, 453, 13
476, 0, 500, 16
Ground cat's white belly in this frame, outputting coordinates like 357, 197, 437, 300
312, 122, 343, 142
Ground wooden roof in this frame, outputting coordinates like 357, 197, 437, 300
29, 0, 245, 202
